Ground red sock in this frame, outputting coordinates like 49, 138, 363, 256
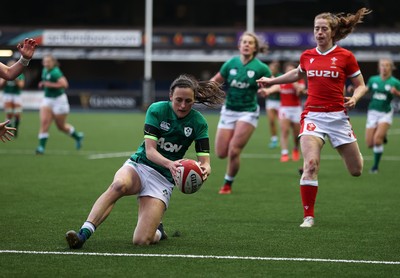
300, 185, 318, 217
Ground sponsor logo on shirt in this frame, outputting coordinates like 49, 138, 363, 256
230, 79, 250, 89
310, 58, 315, 64
184, 127, 193, 137
158, 137, 183, 152
373, 93, 387, 101
307, 70, 339, 78
229, 68, 238, 76
160, 121, 170, 131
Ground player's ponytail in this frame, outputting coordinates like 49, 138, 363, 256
316, 8, 372, 43
170, 74, 225, 107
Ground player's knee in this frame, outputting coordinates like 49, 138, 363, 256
109, 179, 129, 195
132, 234, 152, 246
215, 147, 227, 159
228, 145, 241, 159
350, 166, 363, 177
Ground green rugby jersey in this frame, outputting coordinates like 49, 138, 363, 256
41, 66, 65, 98
3, 74, 24, 95
220, 56, 271, 112
131, 101, 209, 183
367, 75, 400, 113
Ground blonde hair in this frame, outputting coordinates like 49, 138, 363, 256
170, 74, 225, 107
43, 54, 60, 67
315, 7, 372, 43
238, 32, 269, 57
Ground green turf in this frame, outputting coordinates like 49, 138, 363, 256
1, 110, 399, 277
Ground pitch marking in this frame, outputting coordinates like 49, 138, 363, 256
0, 250, 399, 265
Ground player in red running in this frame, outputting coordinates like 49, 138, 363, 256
259, 61, 306, 162
257, 8, 372, 228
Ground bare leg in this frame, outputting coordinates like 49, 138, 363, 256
54, 113, 73, 134
226, 121, 255, 177
87, 165, 141, 227
133, 196, 166, 245
336, 142, 363, 176
214, 128, 234, 159
299, 135, 324, 223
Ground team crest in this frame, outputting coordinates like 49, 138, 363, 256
247, 70, 255, 78
184, 127, 193, 137
229, 68, 237, 76
306, 123, 316, 131
331, 57, 337, 65
385, 84, 392, 91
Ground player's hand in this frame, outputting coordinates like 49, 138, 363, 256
17, 38, 38, 59
344, 96, 357, 109
257, 88, 268, 97
256, 77, 273, 88
168, 160, 183, 177
197, 161, 210, 181
0, 120, 16, 143
38, 81, 44, 89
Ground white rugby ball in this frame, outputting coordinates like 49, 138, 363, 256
174, 159, 204, 194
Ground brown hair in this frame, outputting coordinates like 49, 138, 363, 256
170, 74, 225, 107
239, 32, 269, 57
315, 7, 372, 43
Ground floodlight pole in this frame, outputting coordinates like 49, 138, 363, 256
247, 0, 254, 32
142, 0, 155, 110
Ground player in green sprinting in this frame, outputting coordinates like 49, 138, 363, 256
365, 58, 400, 173
66, 75, 225, 248
212, 31, 271, 195
0, 60, 25, 137
36, 54, 84, 154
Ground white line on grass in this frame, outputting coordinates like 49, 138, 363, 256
3, 149, 400, 162
1, 250, 399, 265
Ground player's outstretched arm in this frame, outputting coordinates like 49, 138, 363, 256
257, 68, 302, 87
0, 38, 37, 81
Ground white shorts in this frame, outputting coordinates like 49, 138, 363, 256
366, 110, 393, 129
217, 105, 260, 129
265, 99, 280, 111
2, 93, 22, 106
41, 94, 70, 115
279, 106, 302, 123
299, 110, 357, 148
124, 159, 174, 208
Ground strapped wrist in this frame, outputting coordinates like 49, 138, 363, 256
18, 56, 30, 67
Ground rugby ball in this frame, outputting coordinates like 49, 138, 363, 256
174, 159, 204, 194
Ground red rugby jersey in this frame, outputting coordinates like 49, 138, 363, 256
280, 79, 305, 107
299, 45, 360, 112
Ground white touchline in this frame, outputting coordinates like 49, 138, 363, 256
1, 250, 399, 265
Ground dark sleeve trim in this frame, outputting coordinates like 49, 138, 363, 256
195, 138, 210, 154
144, 124, 161, 138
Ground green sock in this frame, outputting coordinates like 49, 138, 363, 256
39, 137, 48, 148
70, 130, 81, 140
373, 152, 382, 169
14, 117, 20, 129
79, 228, 92, 240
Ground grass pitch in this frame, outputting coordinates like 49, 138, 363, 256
0, 110, 399, 277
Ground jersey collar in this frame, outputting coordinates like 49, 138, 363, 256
316, 44, 337, 55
